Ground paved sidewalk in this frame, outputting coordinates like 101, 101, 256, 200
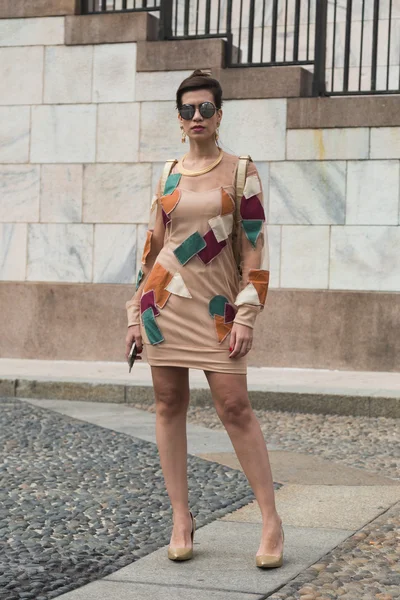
19, 397, 400, 600
1, 358, 400, 417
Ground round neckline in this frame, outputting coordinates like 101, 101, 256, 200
176, 149, 225, 177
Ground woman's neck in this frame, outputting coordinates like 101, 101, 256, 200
185, 140, 220, 162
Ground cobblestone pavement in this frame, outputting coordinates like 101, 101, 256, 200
132, 402, 400, 481
0, 398, 264, 600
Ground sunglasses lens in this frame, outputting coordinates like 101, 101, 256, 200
200, 102, 216, 118
180, 105, 195, 120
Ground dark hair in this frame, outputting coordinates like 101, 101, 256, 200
176, 70, 223, 110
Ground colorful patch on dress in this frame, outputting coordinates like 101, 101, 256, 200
248, 269, 269, 305
174, 231, 207, 265
164, 173, 181, 196
197, 229, 227, 264
160, 188, 180, 215
140, 289, 160, 317
142, 307, 164, 345
165, 272, 192, 298
141, 230, 153, 265
208, 213, 234, 243
135, 267, 144, 291
243, 174, 261, 199
241, 219, 263, 248
209, 295, 229, 318
143, 262, 173, 309
221, 188, 235, 215
234, 282, 261, 307
214, 315, 233, 343
240, 195, 265, 221
224, 302, 236, 323
162, 208, 171, 227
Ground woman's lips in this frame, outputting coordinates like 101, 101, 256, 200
192, 126, 205, 132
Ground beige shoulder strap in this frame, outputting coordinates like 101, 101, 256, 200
233, 155, 252, 272
160, 159, 178, 196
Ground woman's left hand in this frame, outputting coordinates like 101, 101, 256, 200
229, 323, 253, 358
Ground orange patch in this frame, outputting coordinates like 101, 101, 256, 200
214, 314, 233, 343
160, 188, 181, 215
221, 189, 235, 215
141, 230, 153, 265
248, 269, 270, 305
143, 262, 173, 309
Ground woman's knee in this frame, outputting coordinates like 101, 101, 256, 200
217, 395, 253, 428
155, 386, 189, 419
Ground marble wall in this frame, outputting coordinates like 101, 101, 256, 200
0, 15, 400, 296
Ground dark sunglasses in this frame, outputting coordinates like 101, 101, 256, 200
179, 101, 217, 120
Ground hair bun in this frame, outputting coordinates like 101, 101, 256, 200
190, 69, 210, 78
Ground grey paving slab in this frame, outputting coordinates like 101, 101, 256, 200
56, 580, 262, 599
21, 398, 276, 454
103, 521, 352, 596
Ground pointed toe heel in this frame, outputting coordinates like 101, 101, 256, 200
256, 526, 284, 569
168, 511, 196, 562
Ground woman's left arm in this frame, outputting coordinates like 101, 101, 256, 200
230, 161, 270, 358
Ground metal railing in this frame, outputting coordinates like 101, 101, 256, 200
80, 0, 400, 96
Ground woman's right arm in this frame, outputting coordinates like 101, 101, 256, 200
125, 177, 165, 354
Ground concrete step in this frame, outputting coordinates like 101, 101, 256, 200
65, 11, 159, 45
1, 359, 399, 418
0, 0, 76, 18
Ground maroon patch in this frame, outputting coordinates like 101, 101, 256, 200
162, 208, 171, 227
197, 229, 227, 264
140, 289, 160, 317
224, 303, 236, 324
240, 194, 265, 221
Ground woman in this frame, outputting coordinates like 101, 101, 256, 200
125, 70, 284, 568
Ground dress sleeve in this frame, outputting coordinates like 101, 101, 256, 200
233, 161, 270, 329
125, 176, 165, 327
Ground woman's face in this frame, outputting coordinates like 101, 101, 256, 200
178, 89, 222, 144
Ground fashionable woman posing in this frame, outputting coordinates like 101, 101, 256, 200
125, 70, 284, 568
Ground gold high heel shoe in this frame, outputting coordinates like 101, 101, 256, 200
168, 511, 196, 561
256, 526, 284, 569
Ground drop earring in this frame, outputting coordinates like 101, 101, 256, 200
181, 127, 187, 143
215, 125, 220, 145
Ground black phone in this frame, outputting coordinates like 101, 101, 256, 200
128, 341, 138, 373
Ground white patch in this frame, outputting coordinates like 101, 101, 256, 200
243, 175, 261, 199
165, 272, 192, 298
234, 282, 261, 306
208, 213, 234, 243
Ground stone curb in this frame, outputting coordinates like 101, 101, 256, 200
1, 378, 399, 418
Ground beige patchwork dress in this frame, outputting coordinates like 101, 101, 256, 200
125, 151, 270, 374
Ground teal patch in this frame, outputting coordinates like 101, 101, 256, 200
241, 219, 263, 248
142, 307, 164, 345
164, 173, 181, 196
209, 295, 229, 318
135, 267, 144, 291
173, 231, 207, 265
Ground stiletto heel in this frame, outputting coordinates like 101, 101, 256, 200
168, 511, 196, 561
256, 526, 284, 569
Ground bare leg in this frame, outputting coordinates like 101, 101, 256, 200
151, 365, 193, 548
205, 370, 283, 556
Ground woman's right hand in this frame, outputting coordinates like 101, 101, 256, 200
125, 325, 143, 361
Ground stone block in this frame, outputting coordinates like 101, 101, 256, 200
93, 43, 136, 102
40, 165, 83, 223
44, 45, 93, 103
0, 166, 40, 222
216, 66, 313, 99
137, 39, 226, 72
135, 70, 193, 102
266, 225, 281, 288
0, 224, 27, 281
83, 164, 152, 224
288, 97, 400, 129
0, 0, 77, 18
269, 161, 346, 224
0, 379, 15, 397
65, 12, 158, 45
31, 105, 96, 163
287, 128, 370, 160
136, 223, 148, 274
0, 107, 30, 163
139, 102, 184, 162
27, 224, 93, 283
93, 224, 137, 284
281, 226, 330, 289
346, 160, 399, 225
370, 127, 400, 159
0, 46, 43, 105
220, 99, 286, 161
97, 103, 140, 163
330, 226, 400, 291
15, 380, 124, 403
0, 16, 64, 46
